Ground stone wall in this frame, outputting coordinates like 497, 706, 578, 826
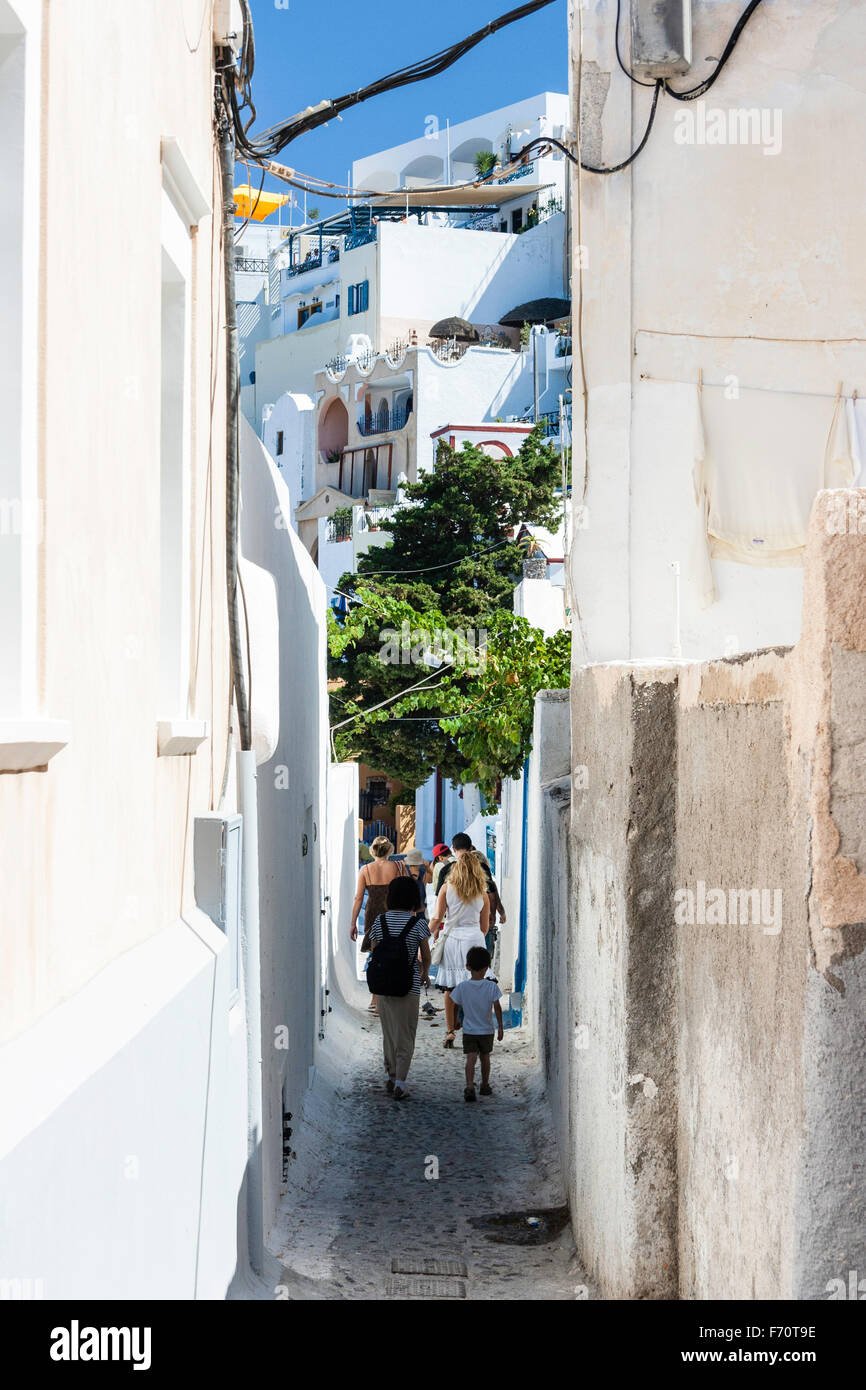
544, 491, 866, 1298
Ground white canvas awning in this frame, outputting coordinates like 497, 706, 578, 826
368, 182, 553, 209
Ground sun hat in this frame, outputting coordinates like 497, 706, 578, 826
404, 848, 425, 865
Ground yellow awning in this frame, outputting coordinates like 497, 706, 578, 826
233, 184, 291, 222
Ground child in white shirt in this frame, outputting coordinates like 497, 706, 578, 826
449, 946, 503, 1102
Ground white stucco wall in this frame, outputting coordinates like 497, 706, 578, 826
261, 390, 316, 515
239, 420, 336, 1237
570, 0, 866, 662
378, 215, 565, 336
0, 0, 248, 1298
353, 91, 570, 188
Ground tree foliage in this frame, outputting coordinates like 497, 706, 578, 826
328, 430, 570, 795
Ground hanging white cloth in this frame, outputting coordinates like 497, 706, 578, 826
846, 394, 865, 484
691, 380, 856, 608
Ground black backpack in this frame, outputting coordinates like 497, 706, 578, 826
367, 912, 422, 998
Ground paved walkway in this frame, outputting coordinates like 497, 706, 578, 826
271, 998, 588, 1300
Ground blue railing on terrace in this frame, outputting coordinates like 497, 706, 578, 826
283, 246, 341, 279
534, 408, 571, 437
357, 404, 411, 436
345, 226, 377, 252
497, 160, 536, 185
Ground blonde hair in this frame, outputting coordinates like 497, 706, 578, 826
370, 836, 394, 859
448, 852, 488, 903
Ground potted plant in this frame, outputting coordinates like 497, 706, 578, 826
473, 150, 499, 179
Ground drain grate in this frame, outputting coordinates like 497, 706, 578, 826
385, 1275, 467, 1299
468, 1205, 570, 1246
391, 1257, 468, 1278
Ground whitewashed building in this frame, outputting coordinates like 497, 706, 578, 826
0, 0, 354, 1301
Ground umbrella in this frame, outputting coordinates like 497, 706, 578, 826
233, 184, 291, 223
429, 316, 479, 342
499, 297, 571, 327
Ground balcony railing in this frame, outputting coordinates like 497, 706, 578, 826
533, 408, 571, 437
284, 245, 341, 280
235, 257, 269, 273
357, 404, 411, 437
325, 511, 353, 543
359, 505, 395, 533
497, 160, 536, 185
431, 338, 468, 363
345, 226, 377, 252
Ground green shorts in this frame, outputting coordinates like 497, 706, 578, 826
462, 1032, 494, 1055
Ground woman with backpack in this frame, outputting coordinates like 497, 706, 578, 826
362, 877, 431, 1100
429, 849, 491, 1048
350, 836, 406, 1013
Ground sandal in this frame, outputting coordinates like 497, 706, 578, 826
443, 1032, 455, 1048
368, 1002, 378, 1013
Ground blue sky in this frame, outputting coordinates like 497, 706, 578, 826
243, 0, 567, 222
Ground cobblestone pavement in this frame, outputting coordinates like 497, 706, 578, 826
270, 998, 589, 1301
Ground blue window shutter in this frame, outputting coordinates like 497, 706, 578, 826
348, 284, 355, 315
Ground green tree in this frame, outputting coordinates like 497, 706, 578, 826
328, 429, 568, 792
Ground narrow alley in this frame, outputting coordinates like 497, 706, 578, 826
271, 999, 585, 1301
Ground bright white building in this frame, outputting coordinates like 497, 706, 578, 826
0, 0, 355, 1300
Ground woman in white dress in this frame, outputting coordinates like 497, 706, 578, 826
429, 850, 490, 1048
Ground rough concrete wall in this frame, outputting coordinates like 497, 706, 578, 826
676, 659, 806, 1299
566, 665, 679, 1297
556, 492, 866, 1298
524, 691, 571, 1034
788, 491, 866, 1297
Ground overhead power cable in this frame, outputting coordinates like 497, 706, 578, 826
665, 0, 765, 100
224, 0, 557, 159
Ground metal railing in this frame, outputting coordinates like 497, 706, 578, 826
497, 160, 536, 185
357, 404, 411, 437
384, 337, 410, 366
325, 511, 353, 543
533, 408, 571, 437
235, 257, 269, 273
359, 506, 395, 533
431, 338, 468, 363
345, 226, 377, 252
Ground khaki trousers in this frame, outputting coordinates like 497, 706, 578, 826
378, 991, 420, 1081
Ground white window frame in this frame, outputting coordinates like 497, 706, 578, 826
157, 138, 210, 758
0, 0, 69, 772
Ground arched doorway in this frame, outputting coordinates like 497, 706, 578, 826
318, 396, 348, 460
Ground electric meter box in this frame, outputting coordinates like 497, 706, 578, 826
630, 0, 692, 79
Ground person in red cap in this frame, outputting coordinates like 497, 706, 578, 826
431, 843, 454, 897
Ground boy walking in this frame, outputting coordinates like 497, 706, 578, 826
449, 946, 503, 1102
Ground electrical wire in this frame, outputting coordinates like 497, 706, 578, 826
517, 83, 661, 176
232, 159, 266, 241
614, 0, 655, 88
224, 1, 558, 160
665, 0, 765, 101
355, 537, 517, 578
